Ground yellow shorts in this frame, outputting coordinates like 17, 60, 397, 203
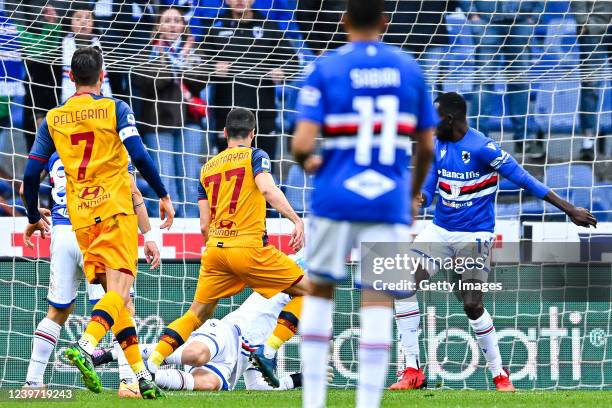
74, 213, 138, 284
194, 245, 304, 303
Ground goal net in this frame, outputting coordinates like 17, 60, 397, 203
0, 0, 610, 390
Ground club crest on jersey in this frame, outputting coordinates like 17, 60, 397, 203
440, 148, 447, 159
461, 151, 471, 164
450, 184, 462, 198
79, 186, 105, 201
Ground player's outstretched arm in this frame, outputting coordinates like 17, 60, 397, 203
129, 175, 160, 269
543, 191, 597, 228
22, 119, 55, 248
489, 146, 597, 228
255, 172, 304, 252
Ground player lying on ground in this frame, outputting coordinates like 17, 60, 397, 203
22, 46, 174, 399
292, 1, 436, 406
147, 108, 309, 389
390, 92, 597, 392
21, 154, 161, 398
95, 290, 318, 391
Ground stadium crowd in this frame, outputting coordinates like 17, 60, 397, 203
0, 0, 610, 217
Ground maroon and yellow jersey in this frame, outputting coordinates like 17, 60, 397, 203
199, 146, 272, 248
44, 93, 137, 230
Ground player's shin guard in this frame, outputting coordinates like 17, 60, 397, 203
357, 306, 392, 408
149, 310, 202, 372
394, 296, 421, 369
154, 369, 194, 391
468, 309, 504, 377
112, 307, 151, 381
300, 296, 332, 408
264, 296, 302, 358
80, 290, 124, 355
26, 318, 62, 385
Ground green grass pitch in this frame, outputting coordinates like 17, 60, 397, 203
4, 390, 612, 408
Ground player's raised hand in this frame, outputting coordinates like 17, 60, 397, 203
24, 219, 50, 249
144, 240, 161, 269
289, 219, 304, 252
159, 195, 175, 230
568, 207, 597, 228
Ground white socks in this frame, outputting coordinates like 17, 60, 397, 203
469, 309, 504, 377
394, 296, 421, 369
357, 306, 393, 408
26, 318, 61, 384
300, 296, 333, 408
113, 339, 136, 384
154, 369, 194, 390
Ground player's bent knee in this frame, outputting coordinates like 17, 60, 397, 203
463, 301, 484, 320
182, 343, 212, 367
189, 300, 217, 323
308, 282, 334, 299
47, 304, 74, 325
283, 275, 309, 297
192, 369, 222, 391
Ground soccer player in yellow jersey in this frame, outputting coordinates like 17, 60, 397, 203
22, 47, 174, 399
147, 108, 309, 387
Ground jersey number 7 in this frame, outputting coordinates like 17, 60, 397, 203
70, 131, 94, 181
353, 95, 399, 166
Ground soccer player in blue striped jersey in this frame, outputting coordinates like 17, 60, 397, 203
390, 92, 597, 392
292, 1, 435, 406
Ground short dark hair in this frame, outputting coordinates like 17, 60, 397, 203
225, 108, 256, 139
346, 0, 385, 29
71, 46, 103, 86
434, 92, 467, 119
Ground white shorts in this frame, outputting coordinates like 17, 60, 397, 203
49, 225, 134, 307
185, 319, 241, 391
306, 216, 412, 283
413, 223, 495, 281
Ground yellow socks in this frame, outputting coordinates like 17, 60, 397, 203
264, 296, 303, 358
79, 290, 124, 354
149, 309, 202, 371
112, 307, 149, 380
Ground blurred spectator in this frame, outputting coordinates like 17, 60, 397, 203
135, 6, 207, 217
295, 0, 346, 53
61, 4, 112, 102
461, 0, 543, 155
572, 1, 612, 161
384, 1, 458, 92
0, 10, 25, 158
204, 0, 299, 159
91, 0, 157, 100
165, 0, 300, 43
18, 4, 62, 150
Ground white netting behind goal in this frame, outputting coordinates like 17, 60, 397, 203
0, 0, 610, 390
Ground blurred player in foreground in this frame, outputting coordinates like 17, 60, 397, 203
147, 108, 309, 388
21, 153, 161, 398
22, 46, 174, 398
390, 92, 597, 392
292, 0, 436, 406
